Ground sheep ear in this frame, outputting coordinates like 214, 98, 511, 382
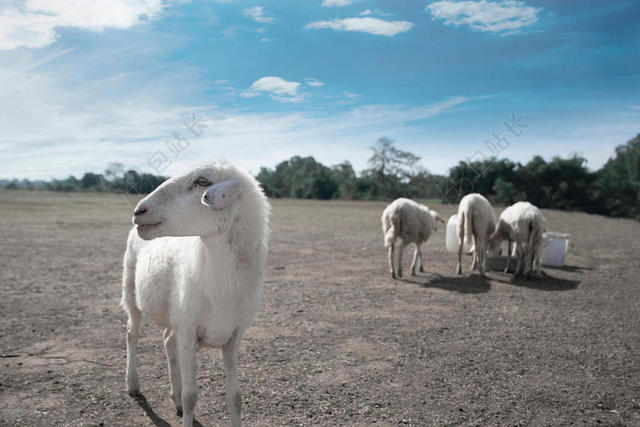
202, 179, 241, 211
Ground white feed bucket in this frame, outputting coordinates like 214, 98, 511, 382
445, 214, 472, 253
540, 232, 570, 267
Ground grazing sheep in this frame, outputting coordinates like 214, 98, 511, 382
381, 198, 444, 278
489, 201, 544, 278
121, 162, 270, 427
455, 193, 498, 276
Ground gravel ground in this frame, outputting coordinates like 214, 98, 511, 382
1, 190, 640, 426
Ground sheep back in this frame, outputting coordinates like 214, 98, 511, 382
381, 198, 434, 247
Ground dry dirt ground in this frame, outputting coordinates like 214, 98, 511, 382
1, 189, 640, 426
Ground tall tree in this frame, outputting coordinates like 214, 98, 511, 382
366, 137, 420, 180
597, 134, 640, 218
331, 161, 358, 199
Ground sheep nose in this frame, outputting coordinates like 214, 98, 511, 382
134, 206, 148, 216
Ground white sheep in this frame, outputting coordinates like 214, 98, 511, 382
455, 193, 498, 276
381, 197, 444, 278
121, 162, 270, 427
489, 201, 544, 278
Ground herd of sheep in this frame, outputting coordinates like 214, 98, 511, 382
382, 194, 546, 280
120, 162, 547, 426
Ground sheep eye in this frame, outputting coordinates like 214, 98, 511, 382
195, 177, 212, 187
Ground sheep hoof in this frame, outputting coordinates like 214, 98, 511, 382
127, 375, 140, 396
176, 408, 183, 417
419, 266, 424, 273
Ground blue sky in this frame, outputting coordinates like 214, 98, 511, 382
0, 0, 638, 179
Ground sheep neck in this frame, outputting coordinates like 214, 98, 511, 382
198, 231, 233, 259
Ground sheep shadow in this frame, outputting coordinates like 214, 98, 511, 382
132, 393, 203, 427
490, 271, 580, 291
398, 273, 491, 294
544, 264, 594, 273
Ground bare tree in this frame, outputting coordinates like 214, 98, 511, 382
367, 137, 420, 180
105, 162, 124, 182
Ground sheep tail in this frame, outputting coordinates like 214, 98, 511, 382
527, 218, 539, 249
462, 210, 473, 248
383, 215, 398, 248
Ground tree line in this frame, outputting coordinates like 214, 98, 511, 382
1, 164, 166, 195
2, 134, 639, 220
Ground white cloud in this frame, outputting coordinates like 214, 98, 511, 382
339, 92, 361, 104
306, 17, 413, 36
0, 93, 475, 178
24, 47, 74, 71
322, 0, 354, 6
0, 52, 478, 178
242, 76, 304, 102
242, 6, 274, 24
359, 8, 391, 17
304, 78, 324, 87
426, 0, 540, 34
246, 76, 300, 96
0, 0, 167, 50
0, 47, 631, 180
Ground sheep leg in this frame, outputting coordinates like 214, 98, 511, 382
535, 247, 542, 275
177, 335, 198, 427
456, 238, 462, 274
456, 214, 465, 275
514, 243, 524, 278
525, 244, 534, 279
223, 331, 242, 427
397, 241, 408, 278
125, 308, 141, 396
482, 239, 489, 274
477, 238, 487, 277
164, 328, 182, 416
520, 244, 529, 279
388, 244, 396, 279
504, 240, 512, 273
418, 245, 424, 273
470, 234, 478, 271
410, 244, 419, 276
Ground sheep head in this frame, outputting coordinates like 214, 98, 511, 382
429, 210, 445, 231
132, 164, 245, 241
487, 219, 508, 255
